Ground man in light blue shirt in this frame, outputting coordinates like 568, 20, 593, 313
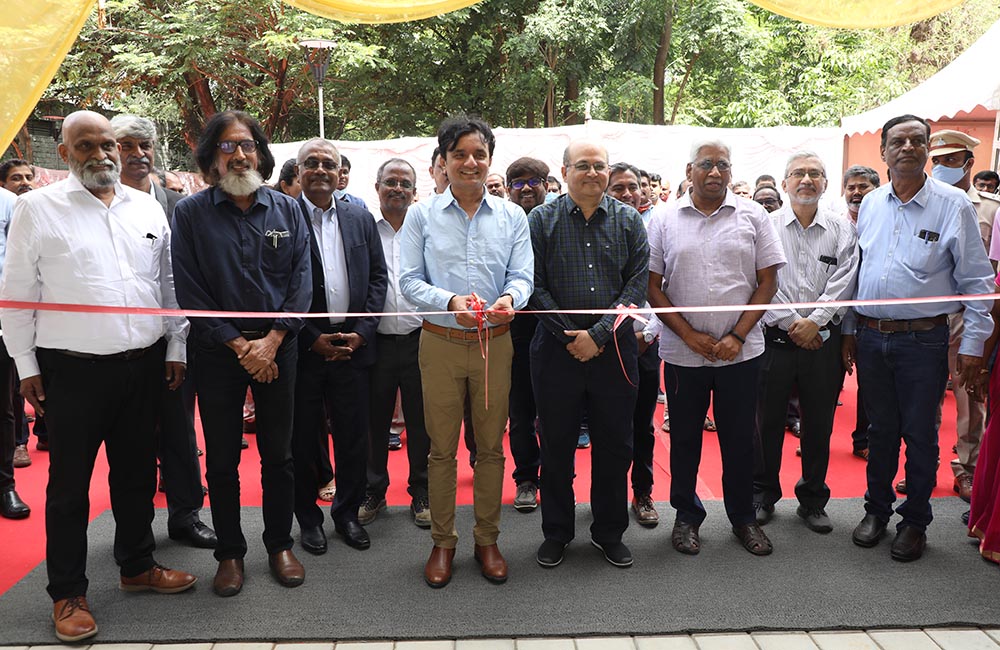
399, 115, 532, 589
844, 114, 994, 562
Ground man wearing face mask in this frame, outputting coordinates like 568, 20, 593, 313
923, 130, 998, 503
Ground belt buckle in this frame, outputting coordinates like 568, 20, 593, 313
876, 319, 895, 333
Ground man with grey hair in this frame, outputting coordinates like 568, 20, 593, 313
753, 152, 859, 534
291, 138, 387, 556
842, 165, 880, 224
110, 114, 216, 550
648, 139, 786, 557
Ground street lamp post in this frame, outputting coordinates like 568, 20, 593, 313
300, 39, 336, 139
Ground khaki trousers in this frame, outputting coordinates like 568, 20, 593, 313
419, 328, 512, 548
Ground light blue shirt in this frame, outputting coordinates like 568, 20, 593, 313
335, 189, 368, 211
854, 176, 994, 356
399, 187, 533, 329
0, 187, 15, 276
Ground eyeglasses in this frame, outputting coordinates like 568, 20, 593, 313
571, 161, 608, 173
302, 158, 340, 171
217, 140, 258, 155
786, 170, 825, 180
510, 177, 543, 190
380, 178, 414, 189
693, 159, 731, 172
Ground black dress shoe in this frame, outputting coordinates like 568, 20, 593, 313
300, 525, 328, 555
335, 519, 371, 550
168, 521, 218, 548
890, 525, 926, 562
1, 490, 30, 519
852, 514, 888, 548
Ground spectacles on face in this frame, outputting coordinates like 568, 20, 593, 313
302, 158, 340, 171
217, 140, 257, 155
787, 170, 825, 180
510, 177, 544, 190
380, 178, 414, 189
693, 159, 731, 172
756, 197, 780, 206
571, 161, 608, 173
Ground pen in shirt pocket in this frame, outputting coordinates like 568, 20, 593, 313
145, 233, 158, 248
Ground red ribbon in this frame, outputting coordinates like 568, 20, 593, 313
612, 303, 649, 387
468, 293, 490, 410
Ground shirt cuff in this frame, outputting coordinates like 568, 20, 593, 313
14, 354, 40, 380
166, 338, 187, 364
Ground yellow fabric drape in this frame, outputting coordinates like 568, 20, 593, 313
0, 0, 96, 160
284, 0, 480, 23
0, 0, 974, 156
751, 0, 966, 28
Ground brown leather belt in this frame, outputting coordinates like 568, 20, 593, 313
857, 314, 948, 333
421, 321, 510, 341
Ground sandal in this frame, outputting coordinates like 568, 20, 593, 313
703, 417, 716, 432
661, 414, 670, 432
733, 523, 773, 556
318, 480, 337, 502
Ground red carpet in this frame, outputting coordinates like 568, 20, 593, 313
0, 373, 967, 595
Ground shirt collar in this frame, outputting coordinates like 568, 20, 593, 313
565, 192, 611, 218
440, 185, 494, 215
302, 193, 336, 220
887, 174, 931, 207
210, 184, 274, 210
677, 188, 736, 217
779, 204, 830, 230
65, 173, 128, 203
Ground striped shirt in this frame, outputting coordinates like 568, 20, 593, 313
528, 193, 649, 346
764, 205, 859, 330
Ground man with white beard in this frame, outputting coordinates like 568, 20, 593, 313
0, 110, 196, 642
171, 111, 312, 597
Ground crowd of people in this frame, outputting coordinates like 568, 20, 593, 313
1, 108, 999, 644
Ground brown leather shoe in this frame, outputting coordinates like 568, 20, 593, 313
954, 473, 973, 503
52, 596, 98, 642
213, 559, 244, 597
120, 564, 197, 594
268, 549, 305, 587
474, 543, 508, 584
424, 545, 455, 588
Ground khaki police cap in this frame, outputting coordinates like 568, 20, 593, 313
929, 129, 980, 156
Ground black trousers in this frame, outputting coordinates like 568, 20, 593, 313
753, 327, 842, 509
532, 326, 637, 545
631, 342, 660, 497
509, 315, 540, 485
665, 356, 761, 526
367, 330, 428, 499
38, 340, 166, 601
157, 341, 205, 529
0, 338, 17, 492
293, 350, 369, 529
197, 340, 296, 561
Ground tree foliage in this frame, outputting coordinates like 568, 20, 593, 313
35, 0, 1000, 163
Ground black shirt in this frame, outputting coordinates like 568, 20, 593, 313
171, 185, 312, 345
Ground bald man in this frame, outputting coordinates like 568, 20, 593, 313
0, 111, 196, 642
528, 140, 650, 569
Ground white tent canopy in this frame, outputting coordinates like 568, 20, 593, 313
841, 19, 1000, 136
271, 120, 844, 210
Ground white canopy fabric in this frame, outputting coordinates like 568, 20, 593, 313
270, 120, 844, 211
841, 19, 1000, 136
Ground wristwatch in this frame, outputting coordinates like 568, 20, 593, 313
643, 331, 656, 344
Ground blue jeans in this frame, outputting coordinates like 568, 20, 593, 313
855, 323, 949, 532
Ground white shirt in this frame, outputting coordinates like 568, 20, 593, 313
375, 214, 423, 335
764, 204, 859, 330
0, 174, 188, 378
303, 194, 350, 324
